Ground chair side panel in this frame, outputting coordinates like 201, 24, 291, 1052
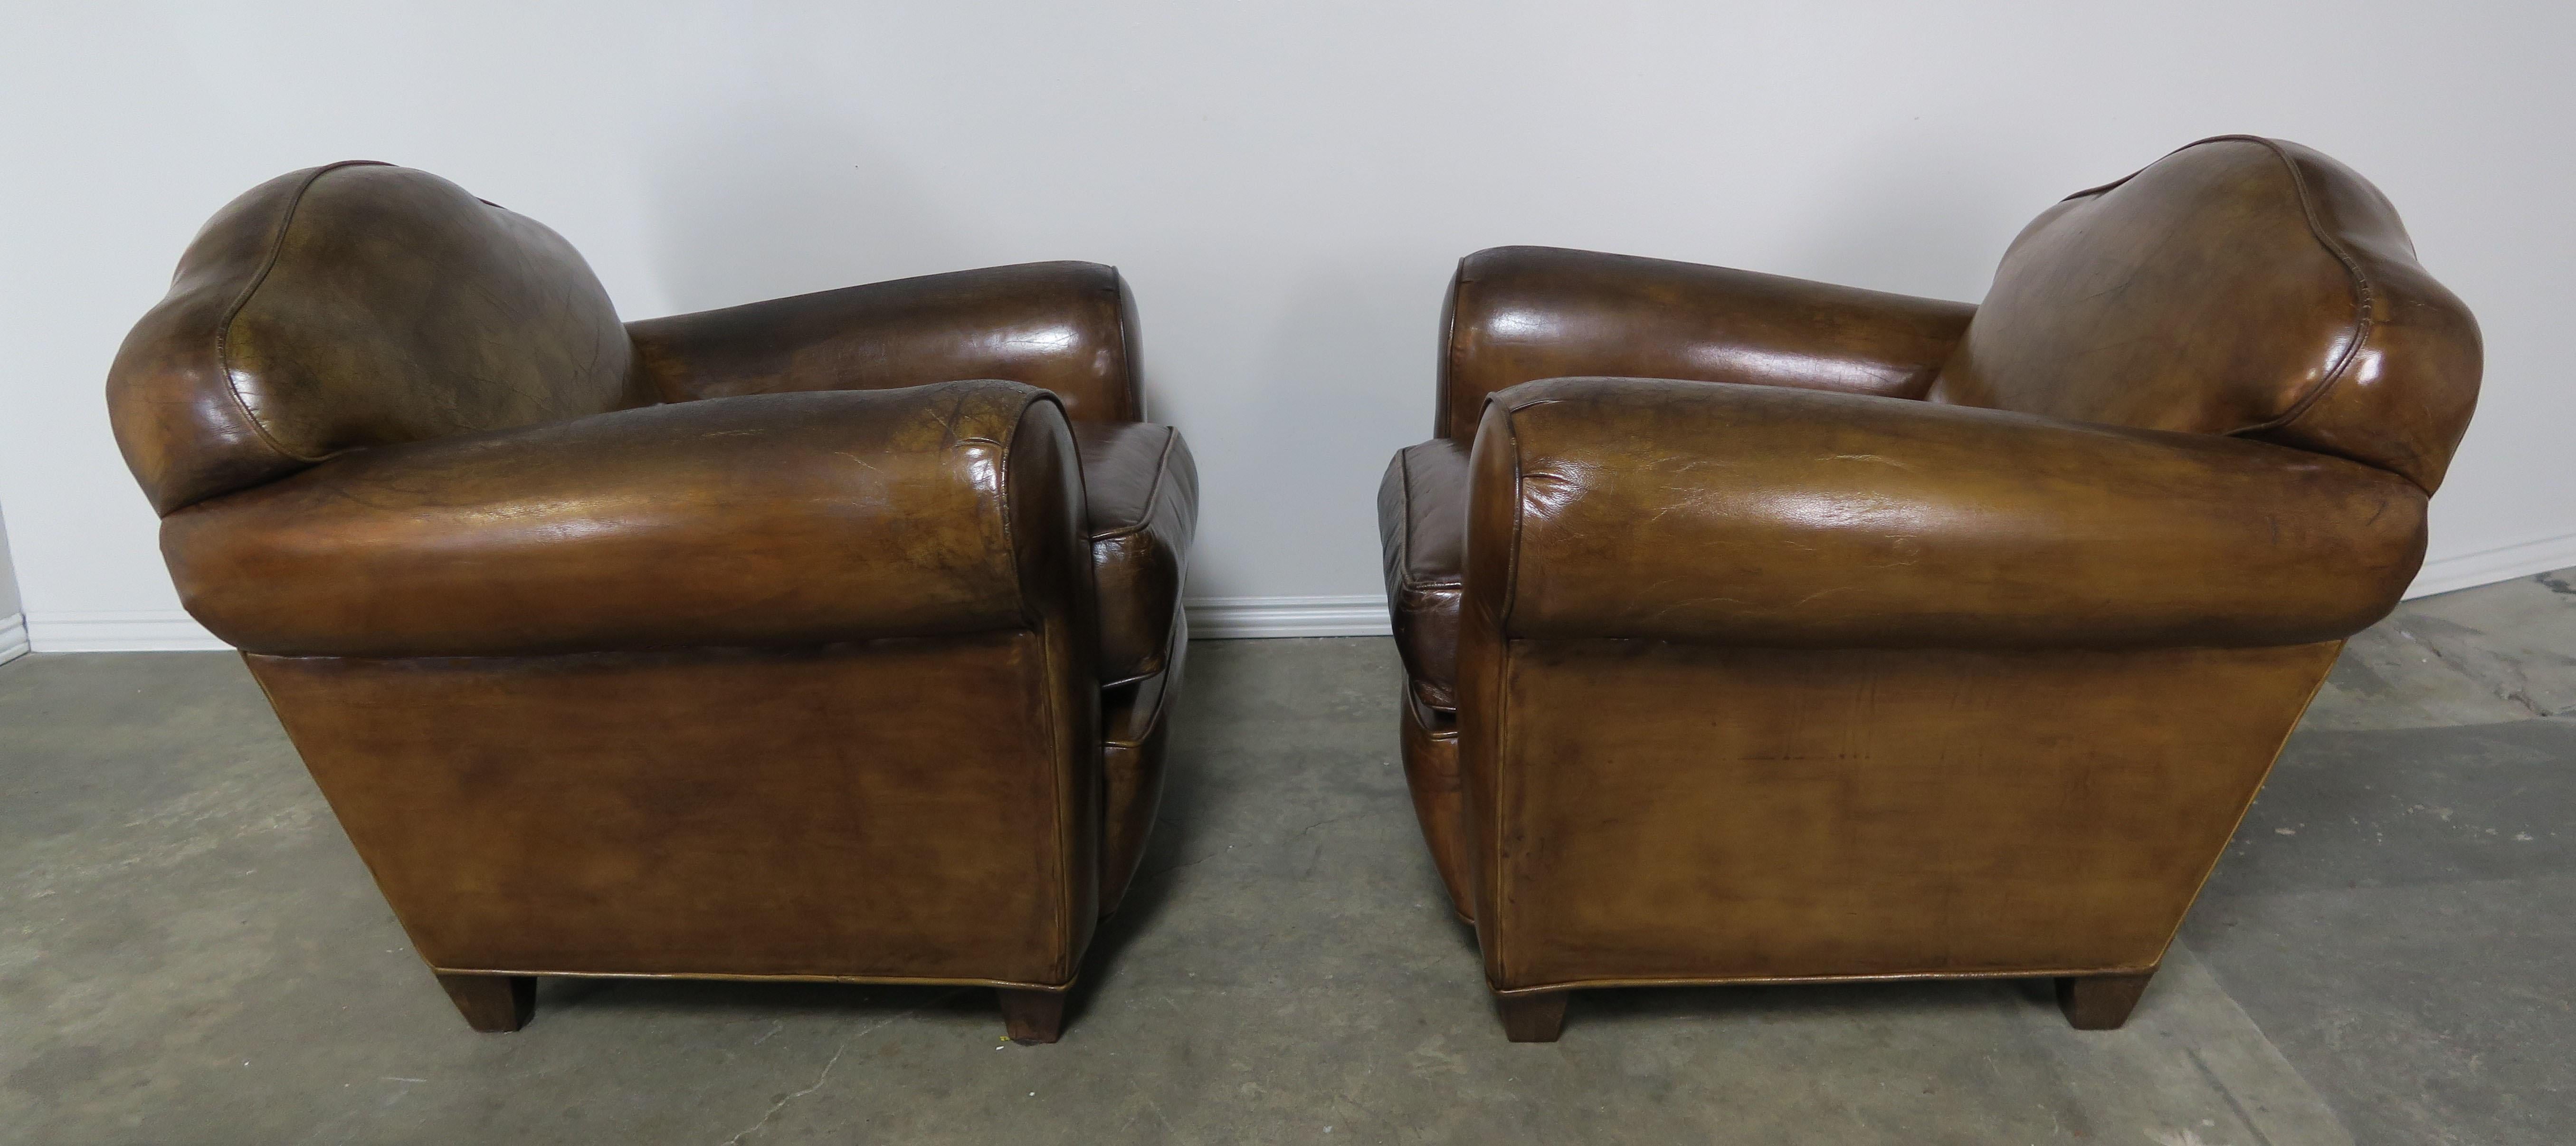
1483, 639, 2338, 990
248, 632, 1093, 988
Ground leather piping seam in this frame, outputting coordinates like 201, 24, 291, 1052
1487, 964, 2160, 996
2228, 141, 2386, 455
995, 392, 1081, 983
1109, 268, 1144, 422
1087, 427, 1186, 685
1097, 587, 1186, 688
1084, 427, 1179, 543
1390, 445, 1415, 597
1408, 677, 1458, 714
1102, 660, 1179, 752
1098, 659, 1164, 690
1489, 394, 1529, 986
433, 966, 1078, 992
2048, 135, 2384, 468
1436, 257, 1468, 439
212, 160, 390, 467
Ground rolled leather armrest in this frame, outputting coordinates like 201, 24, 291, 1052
1436, 246, 1976, 439
628, 261, 1142, 422
1470, 377, 2428, 649
164, 380, 1091, 658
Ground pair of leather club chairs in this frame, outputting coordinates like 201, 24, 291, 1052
106, 137, 2478, 1045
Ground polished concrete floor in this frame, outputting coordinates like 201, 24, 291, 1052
2, 573, 2570, 1144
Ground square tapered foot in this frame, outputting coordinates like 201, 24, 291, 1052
1497, 990, 1568, 1042
998, 988, 1068, 1044
2056, 971, 2155, 1031
436, 973, 536, 1033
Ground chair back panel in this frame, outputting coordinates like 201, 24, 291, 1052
109, 162, 638, 514
1930, 137, 2479, 490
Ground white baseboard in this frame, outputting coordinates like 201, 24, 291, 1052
1185, 595, 1390, 639
25, 610, 230, 653
0, 613, 27, 665
2405, 529, 2576, 599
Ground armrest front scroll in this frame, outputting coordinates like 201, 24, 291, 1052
165, 380, 1090, 658
1436, 246, 1976, 440
629, 261, 1142, 422
1466, 377, 2428, 650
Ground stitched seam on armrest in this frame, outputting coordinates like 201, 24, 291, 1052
2062, 135, 2381, 464
215, 162, 388, 466
1102, 657, 1182, 751
1086, 427, 1178, 543
2229, 137, 2377, 441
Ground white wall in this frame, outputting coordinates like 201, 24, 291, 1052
3, 1, 2569, 649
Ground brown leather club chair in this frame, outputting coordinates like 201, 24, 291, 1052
106, 162, 1197, 1043
1377, 136, 2480, 1041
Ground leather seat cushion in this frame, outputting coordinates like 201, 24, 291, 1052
1377, 439, 1467, 711
1076, 422, 1198, 684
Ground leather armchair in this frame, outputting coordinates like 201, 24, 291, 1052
1378, 136, 2479, 1041
108, 162, 1198, 1043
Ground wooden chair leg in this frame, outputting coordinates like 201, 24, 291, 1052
1497, 990, 1569, 1042
436, 973, 536, 1033
2056, 971, 2155, 1031
998, 988, 1068, 1044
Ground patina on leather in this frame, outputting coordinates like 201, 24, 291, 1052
105, 163, 1198, 1041
109, 162, 643, 516
1932, 136, 2480, 492
166, 383, 1062, 658
628, 260, 1142, 422
1437, 246, 1977, 441
1377, 136, 2480, 1041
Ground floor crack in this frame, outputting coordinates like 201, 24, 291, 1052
1293, 812, 1363, 840
718, 990, 960, 1145
2404, 625, 2554, 718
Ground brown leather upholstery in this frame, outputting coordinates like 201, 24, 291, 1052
1437, 246, 1976, 441
1484, 378, 2424, 649
165, 384, 1070, 658
1932, 137, 2480, 492
1378, 137, 2480, 1040
629, 260, 1143, 422
1376, 439, 1466, 711
107, 163, 1196, 1041
110, 163, 644, 516
1075, 421, 1198, 684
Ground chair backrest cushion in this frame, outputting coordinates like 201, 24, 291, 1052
108, 162, 639, 514
1929, 136, 2480, 491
